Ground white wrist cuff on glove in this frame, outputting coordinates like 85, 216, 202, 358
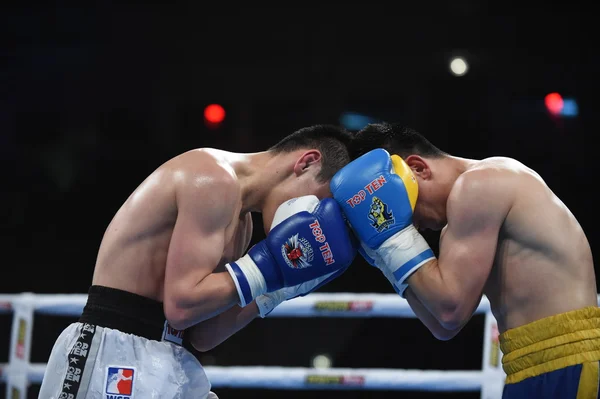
255, 291, 285, 318
373, 225, 435, 298
255, 268, 340, 317
225, 254, 268, 307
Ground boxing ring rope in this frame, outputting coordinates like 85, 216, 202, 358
0, 293, 531, 398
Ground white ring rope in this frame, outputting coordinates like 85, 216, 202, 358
0, 293, 491, 317
2, 293, 597, 398
0, 363, 493, 391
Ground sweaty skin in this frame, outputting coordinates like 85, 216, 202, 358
404, 157, 596, 339
92, 148, 331, 350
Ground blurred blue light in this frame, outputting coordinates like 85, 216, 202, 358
560, 98, 578, 117
340, 112, 377, 130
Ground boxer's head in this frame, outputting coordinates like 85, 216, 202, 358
351, 123, 452, 231
262, 124, 352, 231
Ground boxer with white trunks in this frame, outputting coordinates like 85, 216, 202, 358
38, 124, 357, 399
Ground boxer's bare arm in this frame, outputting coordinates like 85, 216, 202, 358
408, 169, 511, 331
187, 302, 260, 352
163, 169, 241, 330
404, 288, 461, 340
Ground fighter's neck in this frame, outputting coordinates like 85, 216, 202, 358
438, 155, 478, 182
425, 155, 479, 200
230, 151, 284, 214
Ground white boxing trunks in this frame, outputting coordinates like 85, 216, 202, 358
38, 286, 211, 399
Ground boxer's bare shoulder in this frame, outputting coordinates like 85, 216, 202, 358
92, 148, 249, 302
446, 156, 596, 332
168, 149, 239, 185
459, 156, 542, 186
168, 149, 242, 218
446, 156, 547, 227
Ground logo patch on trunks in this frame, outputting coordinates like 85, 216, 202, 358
105, 366, 135, 398
368, 196, 395, 233
162, 321, 184, 345
281, 233, 314, 269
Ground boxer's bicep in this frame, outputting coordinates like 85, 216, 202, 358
166, 215, 226, 293
164, 174, 238, 322
437, 171, 511, 325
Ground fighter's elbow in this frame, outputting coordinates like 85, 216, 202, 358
439, 317, 462, 331
438, 306, 467, 332
164, 299, 193, 331
427, 311, 462, 340
165, 312, 190, 331
190, 340, 216, 352
434, 299, 462, 330
187, 324, 220, 352
430, 326, 459, 341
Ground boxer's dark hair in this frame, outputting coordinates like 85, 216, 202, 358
351, 123, 447, 160
269, 124, 353, 182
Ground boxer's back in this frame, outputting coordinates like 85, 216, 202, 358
477, 157, 596, 332
92, 149, 252, 302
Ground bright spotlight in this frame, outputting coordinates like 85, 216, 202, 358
449, 57, 468, 76
311, 354, 332, 369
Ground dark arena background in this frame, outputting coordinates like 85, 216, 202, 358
1, 4, 597, 399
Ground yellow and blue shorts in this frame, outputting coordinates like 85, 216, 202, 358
500, 306, 600, 398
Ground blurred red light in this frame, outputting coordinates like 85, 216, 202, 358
544, 93, 563, 115
204, 104, 225, 124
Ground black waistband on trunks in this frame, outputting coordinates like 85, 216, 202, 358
79, 285, 201, 356
79, 285, 166, 341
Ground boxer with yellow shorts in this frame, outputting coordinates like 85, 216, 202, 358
332, 122, 599, 398
500, 307, 600, 398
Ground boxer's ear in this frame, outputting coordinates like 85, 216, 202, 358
293, 150, 322, 176
404, 155, 432, 180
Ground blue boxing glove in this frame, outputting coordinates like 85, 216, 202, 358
255, 196, 351, 317
330, 149, 435, 297
226, 196, 356, 307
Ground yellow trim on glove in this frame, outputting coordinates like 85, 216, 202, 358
391, 155, 418, 211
